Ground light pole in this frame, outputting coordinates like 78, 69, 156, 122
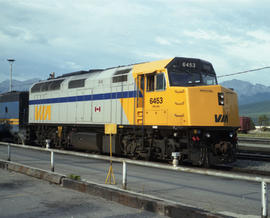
7, 59, 15, 92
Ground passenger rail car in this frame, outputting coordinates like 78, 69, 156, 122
5, 57, 240, 166
0, 91, 29, 142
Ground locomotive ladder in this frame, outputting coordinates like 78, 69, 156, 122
135, 74, 145, 149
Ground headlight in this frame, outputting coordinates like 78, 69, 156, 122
205, 133, 211, 138
229, 132, 234, 138
218, 93, 224, 105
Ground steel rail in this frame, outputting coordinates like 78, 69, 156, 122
237, 152, 270, 162
238, 137, 270, 145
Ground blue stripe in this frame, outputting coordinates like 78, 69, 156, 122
29, 90, 142, 105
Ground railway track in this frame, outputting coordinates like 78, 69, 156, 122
237, 152, 270, 162
238, 136, 270, 145
237, 136, 270, 162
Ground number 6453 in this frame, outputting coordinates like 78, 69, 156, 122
150, 97, 163, 104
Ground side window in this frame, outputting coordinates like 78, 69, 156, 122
146, 73, 166, 92
31, 83, 42, 93
147, 75, 155, 92
112, 75, 127, 83
41, 82, 50, 92
49, 80, 64, 90
113, 68, 130, 83
31, 80, 64, 93
140, 76, 144, 90
68, 79, 85, 89
156, 73, 166, 91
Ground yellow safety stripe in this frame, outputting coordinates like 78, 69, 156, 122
0, 118, 19, 125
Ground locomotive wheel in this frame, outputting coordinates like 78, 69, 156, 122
202, 148, 210, 168
199, 147, 210, 168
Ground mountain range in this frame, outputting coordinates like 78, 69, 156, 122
220, 79, 270, 121
220, 79, 270, 105
0, 78, 269, 121
0, 79, 40, 93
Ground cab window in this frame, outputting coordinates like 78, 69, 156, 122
147, 74, 155, 92
156, 73, 166, 91
146, 73, 166, 92
140, 76, 144, 90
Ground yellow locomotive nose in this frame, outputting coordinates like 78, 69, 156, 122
186, 85, 239, 127
166, 85, 239, 127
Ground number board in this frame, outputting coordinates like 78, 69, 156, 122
181, 61, 196, 69
149, 97, 163, 104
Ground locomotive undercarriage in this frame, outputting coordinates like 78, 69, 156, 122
120, 127, 237, 166
25, 124, 237, 167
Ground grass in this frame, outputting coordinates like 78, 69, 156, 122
239, 100, 270, 124
68, 174, 81, 181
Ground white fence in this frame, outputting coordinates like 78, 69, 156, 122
0, 141, 269, 218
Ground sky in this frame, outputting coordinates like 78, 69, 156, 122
0, 0, 270, 85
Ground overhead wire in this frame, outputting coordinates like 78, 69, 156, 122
217, 66, 270, 78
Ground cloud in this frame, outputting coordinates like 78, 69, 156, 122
247, 30, 270, 42
139, 52, 172, 60
155, 37, 172, 46
60, 61, 84, 70
183, 30, 238, 44
0, 26, 48, 44
0, 0, 270, 85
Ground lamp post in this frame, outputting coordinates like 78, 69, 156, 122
7, 59, 15, 92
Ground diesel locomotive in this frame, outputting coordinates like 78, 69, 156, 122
0, 57, 240, 166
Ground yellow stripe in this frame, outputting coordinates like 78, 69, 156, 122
0, 118, 19, 125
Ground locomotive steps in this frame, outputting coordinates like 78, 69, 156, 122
0, 160, 227, 218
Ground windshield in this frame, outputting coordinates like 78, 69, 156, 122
166, 58, 218, 87
169, 71, 201, 86
169, 70, 217, 86
201, 73, 216, 85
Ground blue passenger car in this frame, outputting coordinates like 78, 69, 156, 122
0, 91, 29, 142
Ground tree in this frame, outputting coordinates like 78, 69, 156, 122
250, 118, 256, 130
258, 114, 269, 128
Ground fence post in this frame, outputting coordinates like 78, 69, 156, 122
46, 139, 51, 149
122, 161, 127, 189
51, 151, 54, 172
262, 181, 268, 218
7, 144, 11, 161
172, 152, 180, 167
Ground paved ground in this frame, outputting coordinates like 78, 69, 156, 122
0, 145, 266, 218
0, 169, 167, 218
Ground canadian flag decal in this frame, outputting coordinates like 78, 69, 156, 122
95, 106, 101, 112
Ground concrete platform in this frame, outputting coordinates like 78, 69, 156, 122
0, 145, 266, 217
0, 160, 224, 218
0, 169, 167, 218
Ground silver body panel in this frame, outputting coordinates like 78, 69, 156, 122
29, 66, 134, 126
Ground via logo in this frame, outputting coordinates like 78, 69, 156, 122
95, 106, 101, 112
35, 105, 51, 121
215, 114, 228, 123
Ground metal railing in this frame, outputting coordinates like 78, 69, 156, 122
0, 141, 269, 218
